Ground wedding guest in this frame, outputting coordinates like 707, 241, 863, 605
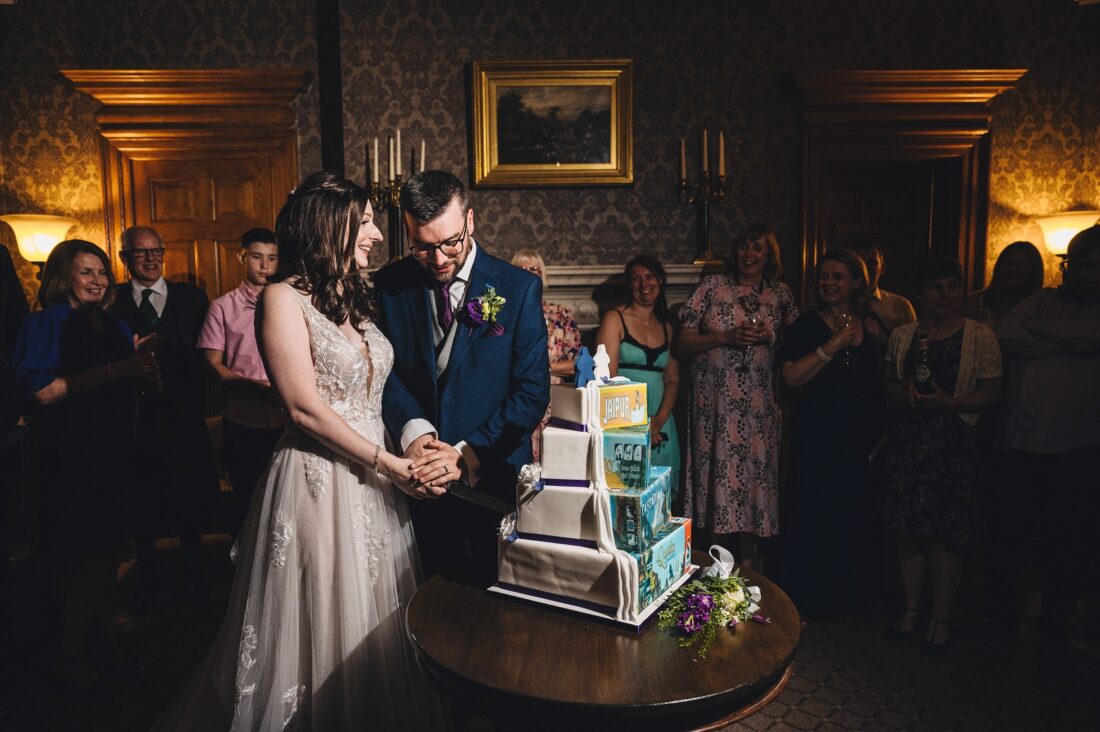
852, 240, 917, 334
511, 249, 580, 461
676, 225, 797, 567
11, 240, 159, 690
882, 257, 1002, 654
965, 240, 1044, 328
778, 248, 883, 617
110, 226, 218, 612
198, 228, 285, 538
993, 225, 1100, 665
596, 255, 681, 494
0, 243, 29, 714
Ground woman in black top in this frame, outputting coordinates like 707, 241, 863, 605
777, 249, 884, 618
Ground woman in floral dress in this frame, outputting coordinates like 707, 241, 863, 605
676, 225, 798, 568
512, 250, 580, 462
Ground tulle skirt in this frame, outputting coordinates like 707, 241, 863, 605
153, 425, 446, 730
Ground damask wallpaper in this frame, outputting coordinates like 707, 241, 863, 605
339, 0, 1097, 287
0, 0, 322, 306
2, 0, 1097, 307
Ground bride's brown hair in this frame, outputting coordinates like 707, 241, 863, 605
271, 170, 375, 330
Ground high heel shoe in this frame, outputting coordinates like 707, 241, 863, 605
923, 617, 950, 656
884, 608, 920, 640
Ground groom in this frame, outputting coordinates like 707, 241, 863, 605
374, 170, 549, 584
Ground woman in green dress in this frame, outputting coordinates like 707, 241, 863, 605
596, 255, 681, 497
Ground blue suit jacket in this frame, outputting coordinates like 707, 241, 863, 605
374, 244, 550, 502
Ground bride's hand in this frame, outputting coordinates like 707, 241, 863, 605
381, 452, 447, 500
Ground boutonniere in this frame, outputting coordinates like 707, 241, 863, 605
459, 284, 507, 336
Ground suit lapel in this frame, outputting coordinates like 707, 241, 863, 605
405, 279, 438, 384
445, 251, 490, 374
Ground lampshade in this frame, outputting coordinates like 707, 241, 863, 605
1033, 211, 1100, 256
0, 214, 80, 263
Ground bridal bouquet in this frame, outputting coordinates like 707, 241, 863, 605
657, 547, 767, 658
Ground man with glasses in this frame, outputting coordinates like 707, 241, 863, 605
111, 226, 218, 612
993, 224, 1100, 666
374, 171, 549, 584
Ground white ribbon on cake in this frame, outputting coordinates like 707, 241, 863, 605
584, 388, 640, 624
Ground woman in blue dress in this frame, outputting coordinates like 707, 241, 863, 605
11, 240, 159, 691
596, 255, 680, 496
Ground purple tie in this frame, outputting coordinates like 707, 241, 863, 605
438, 281, 454, 331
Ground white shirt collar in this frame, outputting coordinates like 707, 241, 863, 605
132, 276, 168, 304
455, 239, 477, 284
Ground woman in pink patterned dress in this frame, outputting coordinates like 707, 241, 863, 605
512, 250, 580, 461
675, 225, 798, 569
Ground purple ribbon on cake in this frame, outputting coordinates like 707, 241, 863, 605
548, 417, 588, 432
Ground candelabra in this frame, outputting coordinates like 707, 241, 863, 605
679, 128, 729, 267
679, 171, 726, 266
367, 173, 404, 262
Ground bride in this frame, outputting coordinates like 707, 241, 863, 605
154, 171, 445, 730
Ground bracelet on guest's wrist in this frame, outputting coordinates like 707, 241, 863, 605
815, 347, 833, 363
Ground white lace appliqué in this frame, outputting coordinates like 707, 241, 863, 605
232, 625, 258, 721
271, 511, 294, 568
302, 449, 332, 500
352, 496, 391, 583
280, 683, 307, 729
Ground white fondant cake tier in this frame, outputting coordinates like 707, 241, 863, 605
516, 481, 597, 543
540, 426, 591, 482
497, 517, 692, 619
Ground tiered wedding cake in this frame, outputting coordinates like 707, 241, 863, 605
493, 353, 695, 628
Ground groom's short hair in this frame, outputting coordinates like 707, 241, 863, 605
401, 170, 468, 224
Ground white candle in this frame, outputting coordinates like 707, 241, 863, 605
388, 137, 394, 182
718, 130, 725, 177
372, 138, 379, 184
702, 128, 709, 174
680, 138, 686, 180
396, 128, 402, 177
420, 140, 426, 173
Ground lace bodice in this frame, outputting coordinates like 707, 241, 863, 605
298, 297, 392, 432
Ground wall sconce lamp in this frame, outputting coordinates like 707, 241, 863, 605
1033, 211, 1100, 256
0, 214, 79, 276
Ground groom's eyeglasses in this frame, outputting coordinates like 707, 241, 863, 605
409, 218, 467, 260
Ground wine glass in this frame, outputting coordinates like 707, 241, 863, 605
836, 312, 856, 366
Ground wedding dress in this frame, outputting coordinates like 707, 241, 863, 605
154, 293, 445, 730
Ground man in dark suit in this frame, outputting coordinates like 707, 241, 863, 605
110, 226, 218, 610
374, 171, 549, 584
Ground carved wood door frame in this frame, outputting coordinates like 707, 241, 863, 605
62, 69, 309, 285
794, 69, 1026, 302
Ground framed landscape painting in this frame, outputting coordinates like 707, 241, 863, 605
471, 59, 633, 187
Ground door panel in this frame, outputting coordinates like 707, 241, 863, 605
132, 157, 275, 299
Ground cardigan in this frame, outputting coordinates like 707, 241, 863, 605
886, 318, 1002, 427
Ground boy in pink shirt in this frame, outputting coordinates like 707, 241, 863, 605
198, 228, 285, 537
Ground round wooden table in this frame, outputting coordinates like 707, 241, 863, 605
406, 562, 800, 731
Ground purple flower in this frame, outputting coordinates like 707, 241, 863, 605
686, 593, 715, 613
463, 300, 486, 326
676, 611, 699, 635
750, 613, 771, 625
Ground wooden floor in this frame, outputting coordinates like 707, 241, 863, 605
2, 536, 1098, 731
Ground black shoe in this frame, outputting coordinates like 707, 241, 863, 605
885, 608, 920, 641
923, 617, 950, 656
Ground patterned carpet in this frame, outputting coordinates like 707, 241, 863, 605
3, 536, 1096, 731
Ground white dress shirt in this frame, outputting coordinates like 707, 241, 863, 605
130, 276, 169, 317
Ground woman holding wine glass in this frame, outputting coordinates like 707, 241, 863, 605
777, 248, 884, 618
676, 225, 798, 568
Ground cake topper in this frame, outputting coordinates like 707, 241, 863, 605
574, 346, 596, 388
593, 343, 611, 383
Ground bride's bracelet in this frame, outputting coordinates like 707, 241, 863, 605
370, 443, 383, 473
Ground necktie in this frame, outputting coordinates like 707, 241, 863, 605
438, 281, 454, 331
139, 288, 159, 326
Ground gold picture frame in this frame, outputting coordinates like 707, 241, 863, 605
471, 59, 633, 187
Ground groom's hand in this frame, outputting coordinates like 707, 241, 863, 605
403, 433, 436, 462
411, 439, 466, 490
